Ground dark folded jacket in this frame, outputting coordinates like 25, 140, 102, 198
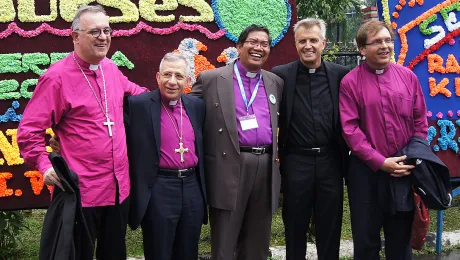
39, 152, 92, 260
395, 136, 452, 210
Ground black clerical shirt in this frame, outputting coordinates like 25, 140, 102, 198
288, 61, 334, 147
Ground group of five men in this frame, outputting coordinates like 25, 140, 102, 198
17, 4, 426, 260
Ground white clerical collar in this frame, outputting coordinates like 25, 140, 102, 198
375, 69, 384, 75
169, 99, 178, 106
246, 71, 257, 78
89, 64, 99, 71
309, 69, 316, 74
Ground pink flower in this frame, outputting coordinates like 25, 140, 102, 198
447, 110, 453, 117
426, 111, 432, 117
436, 112, 443, 119
457, 110, 460, 117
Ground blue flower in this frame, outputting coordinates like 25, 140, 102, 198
427, 126, 436, 145
12, 101, 20, 109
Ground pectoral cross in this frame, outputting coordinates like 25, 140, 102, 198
103, 117, 115, 137
174, 141, 189, 162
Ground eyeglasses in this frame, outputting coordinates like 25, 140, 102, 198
244, 40, 270, 48
160, 72, 186, 81
365, 38, 394, 47
74, 27, 113, 38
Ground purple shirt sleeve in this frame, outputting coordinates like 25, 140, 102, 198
339, 78, 386, 172
17, 74, 67, 174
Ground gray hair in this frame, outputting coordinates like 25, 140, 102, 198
293, 18, 327, 40
159, 52, 191, 77
71, 5, 107, 31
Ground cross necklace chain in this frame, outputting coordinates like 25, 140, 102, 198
72, 52, 114, 137
161, 100, 188, 163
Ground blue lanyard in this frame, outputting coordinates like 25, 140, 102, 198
234, 63, 262, 113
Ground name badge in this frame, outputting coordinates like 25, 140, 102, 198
239, 114, 258, 131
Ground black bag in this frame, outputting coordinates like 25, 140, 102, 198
409, 157, 452, 210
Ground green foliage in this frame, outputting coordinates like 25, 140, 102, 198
0, 211, 28, 260
323, 44, 341, 62
296, 0, 362, 23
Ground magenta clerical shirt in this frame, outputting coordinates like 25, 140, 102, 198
18, 52, 148, 207
233, 60, 272, 146
339, 62, 428, 172
159, 97, 198, 169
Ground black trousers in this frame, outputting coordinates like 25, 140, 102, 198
347, 156, 413, 260
79, 194, 130, 260
282, 151, 343, 260
141, 173, 205, 260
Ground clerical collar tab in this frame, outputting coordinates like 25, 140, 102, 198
375, 69, 384, 75
169, 100, 178, 106
309, 69, 316, 74
89, 64, 99, 71
246, 71, 257, 78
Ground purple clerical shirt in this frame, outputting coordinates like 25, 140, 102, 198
339, 62, 428, 172
159, 97, 198, 169
18, 52, 148, 207
233, 61, 272, 146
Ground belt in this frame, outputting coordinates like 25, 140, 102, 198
158, 167, 195, 178
240, 145, 272, 155
287, 146, 333, 155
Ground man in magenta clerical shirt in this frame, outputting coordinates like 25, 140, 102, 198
339, 20, 428, 260
190, 25, 283, 260
17, 5, 148, 259
124, 52, 207, 260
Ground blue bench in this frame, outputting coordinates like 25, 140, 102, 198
436, 177, 460, 253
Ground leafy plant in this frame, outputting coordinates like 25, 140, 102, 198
296, 0, 363, 24
0, 211, 28, 259
323, 44, 340, 62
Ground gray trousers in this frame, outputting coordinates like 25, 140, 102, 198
210, 152, 272, 260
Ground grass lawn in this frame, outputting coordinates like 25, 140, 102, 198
9, 191, 460, 259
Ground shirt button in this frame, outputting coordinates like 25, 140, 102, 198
222, 152, 226, 156
215, 103, 219, 107
219, 128, 223, 133
148, 184, 153, 189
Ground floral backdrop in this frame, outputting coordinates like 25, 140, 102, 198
0, 0, 297, 210
379, 0, 460, 178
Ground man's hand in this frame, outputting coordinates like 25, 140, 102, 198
380, 155, 415, 177
44, 167, 64, 191
49, 135, 60, 152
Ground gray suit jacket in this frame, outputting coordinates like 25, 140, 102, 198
190, 63, 283, 213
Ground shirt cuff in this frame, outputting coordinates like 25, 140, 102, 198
36, 156, 52, 175
367, 152, 386, 172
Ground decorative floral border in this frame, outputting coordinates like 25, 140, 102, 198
396, 0, 459, 65
383, 0, 460, 153
0, 22, 225, 40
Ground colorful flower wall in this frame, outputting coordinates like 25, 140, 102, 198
379, 0, 460, 177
